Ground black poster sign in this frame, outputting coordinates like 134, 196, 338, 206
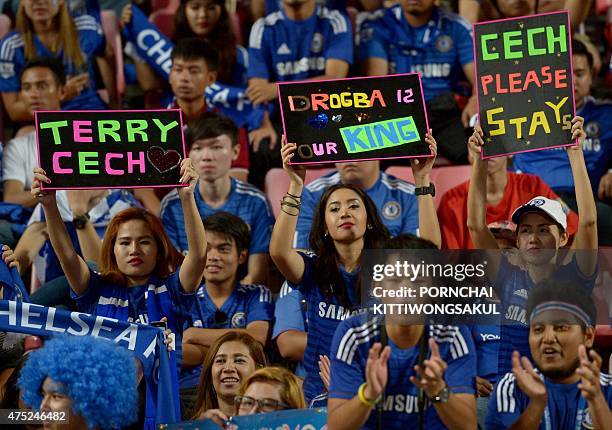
474, 11, 575, 158
278, 73, 430, 164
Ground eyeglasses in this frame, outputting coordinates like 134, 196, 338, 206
234, 395, 289, 413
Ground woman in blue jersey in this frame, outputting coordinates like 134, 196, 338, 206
0, 0, 110, 122
270, 133, 440, 405
29, 159, 207, 350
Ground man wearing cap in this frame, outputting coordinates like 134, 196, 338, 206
438, 146, 579, 249
467, 116, 598, 377
487, 280, 612, 429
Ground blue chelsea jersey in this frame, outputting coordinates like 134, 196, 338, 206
495, 256, 596, 376
357, 5, 473, 101
488, 372, 612, 430
289, 251, 364, 403
248, 6, 353, 82
160, 178, 275, 256
330, 314, 476, 429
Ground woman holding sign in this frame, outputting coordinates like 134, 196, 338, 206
270, 133, 441, 405
30, 159, 207, 366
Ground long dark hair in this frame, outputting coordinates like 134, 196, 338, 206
172, 0, 237, 83
309, 184, 390, 308
191, 332, 267, 419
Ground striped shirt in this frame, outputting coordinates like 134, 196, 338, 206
160, 178, 274, 255
488, 371, 612, 429
295, 171, 418, 249
330, 314, 476, 429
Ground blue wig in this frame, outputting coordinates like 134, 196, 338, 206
18, 335, 138, 429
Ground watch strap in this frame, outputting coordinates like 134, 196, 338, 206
414, 183, 436, 197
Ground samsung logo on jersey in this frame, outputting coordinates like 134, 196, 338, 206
505, 305, 527, 324
382, 394, 421, 413
318, 302, 361, 320
277, 57, 325, 77
411, 63, 451, 78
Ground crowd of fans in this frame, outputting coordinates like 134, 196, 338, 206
0, 0, 611, 429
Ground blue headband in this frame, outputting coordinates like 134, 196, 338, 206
529, 301, 592, 326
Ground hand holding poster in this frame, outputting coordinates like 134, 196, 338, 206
35, 110, 186, 189
473, 11, 575, 158
278, 74, 430, 164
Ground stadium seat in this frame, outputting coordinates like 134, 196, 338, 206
265, 167, 334, 217
101, 10, 126, 102
386, 164, 472, 209
149, 9, 175, 38
151, 0, 180, 12
0, 14, 11, 39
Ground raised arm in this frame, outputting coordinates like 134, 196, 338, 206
565, 0, 592, 30
31, 168, 90, 295
178, 159, 207, 293
66, 190, 108, 263
411, 131, 441, 248
567, 117, 598, 275
466, 127, 499, 250
269, 137, 307, 284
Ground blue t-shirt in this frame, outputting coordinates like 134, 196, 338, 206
496, 256, 596, 376
159, 178, 275, 256
357, 6, 473, 102
180, 282, 274, 388
71, 268, 194, 372
295, 171, 419, 249
487, 372, 612, 430
265, 0, 347, 14
272, 282, 307, 378
248, 6, 353, 82
512, 98, 612, 194
470, 324, 500, 384
330, 315, 476, 429
29, 190, 140, 284
0, 15, 106, 110
289, 251, 363, 403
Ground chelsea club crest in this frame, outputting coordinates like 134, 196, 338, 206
382, 201, 401, 220
311, 33, 324, 53
231, 312, 247, 328
435, 35, 453, 53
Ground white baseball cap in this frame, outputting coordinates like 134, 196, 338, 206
511, 196, 567, 230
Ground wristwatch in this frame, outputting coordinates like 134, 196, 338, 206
428, 384, 450, 403
73, 213, 90, 230
414, 183, 436, 197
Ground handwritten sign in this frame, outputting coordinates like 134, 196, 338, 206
278, 74, 430, 165
35, 109, 186, 190
474, 11, 575, 158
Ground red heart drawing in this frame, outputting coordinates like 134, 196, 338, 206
146, 147, 182, 173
